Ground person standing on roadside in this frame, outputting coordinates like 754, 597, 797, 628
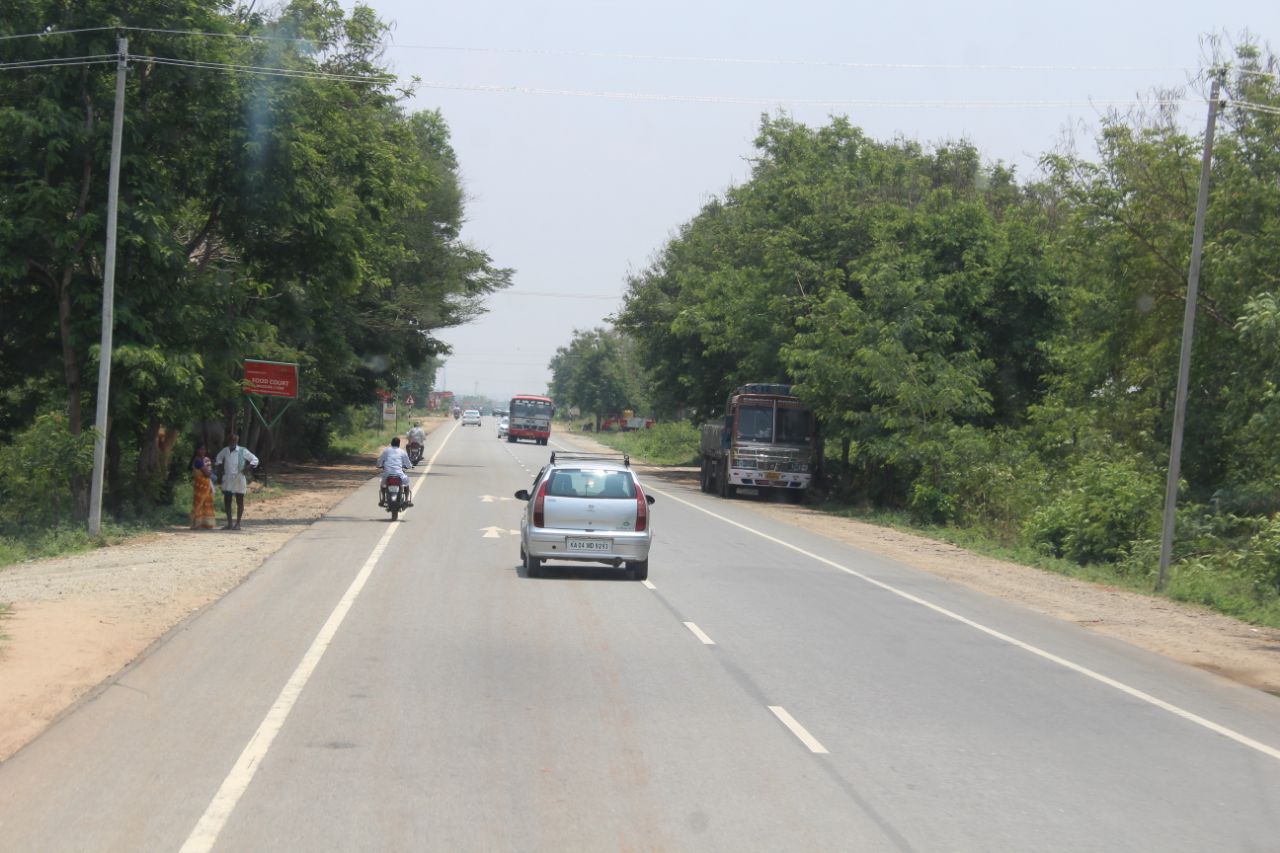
190, 443, 217, 530
216, 433, 259, 530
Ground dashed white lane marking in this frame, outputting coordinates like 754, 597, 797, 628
683, 621, 716, 645
641, 580, 656, 590
180, 425, 459, 853
768, 706, 829, 754
649, 485, 1280, 764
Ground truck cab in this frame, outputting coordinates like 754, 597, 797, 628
700, 384, 815, 501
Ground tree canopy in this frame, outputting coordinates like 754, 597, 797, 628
0, 0, 510, 521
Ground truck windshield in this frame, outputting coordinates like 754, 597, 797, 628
776, 408, 813, 446
736, 404, 812, 445
735, 406, 774, 443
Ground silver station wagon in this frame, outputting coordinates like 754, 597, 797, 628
515, 452, 655, 580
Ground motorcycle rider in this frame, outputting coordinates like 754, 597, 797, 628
377, 436, 414, 507
407, 423, 427, 462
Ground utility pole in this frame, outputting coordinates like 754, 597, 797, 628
1157, 72, 1223, 592
87, 36, 128, 538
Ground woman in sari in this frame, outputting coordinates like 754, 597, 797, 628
190, 444, 217, 530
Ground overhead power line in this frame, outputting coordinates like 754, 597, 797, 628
389, 43, 1193, 74
0, 26, 116, 42
134, 54, 394, 84
498, 290, 623, 300
415, 80, 1197, 110
0, 54, 116, 71
1233, 99, 1280, 116
1235, 68, 1280, 81
2, 25, 1201, 74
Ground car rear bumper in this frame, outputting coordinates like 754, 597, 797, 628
525, 528, 652, 563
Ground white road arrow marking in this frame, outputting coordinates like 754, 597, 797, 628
480, 526, 504, 538
480, 495, 517, 503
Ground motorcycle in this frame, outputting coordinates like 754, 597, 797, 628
407, 441, 423, 465
381, 474, 409, 521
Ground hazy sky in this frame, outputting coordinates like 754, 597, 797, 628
352, 1, 1277, 404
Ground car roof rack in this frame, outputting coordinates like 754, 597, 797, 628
549, 450, 630, 468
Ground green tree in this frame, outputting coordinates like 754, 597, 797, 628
548, 328, 639, 430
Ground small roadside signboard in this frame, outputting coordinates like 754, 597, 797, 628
244, 360, 299, 398
244, 359, 299, 428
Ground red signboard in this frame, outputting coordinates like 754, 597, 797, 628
244, 360, 299, 399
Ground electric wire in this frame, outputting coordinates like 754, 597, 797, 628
0, 53, 1222, 113
1231, 99, 1280, 116
414, 80, 1196, 110
133, 55, 395, 84
498, 290, 622, 300
0, 26, 116, 42
385, 42, 1193, 74
5, 25, 1203, 75
111, 26, 320, 45
0, 54, 117, 71
1235, 68, 1280, 81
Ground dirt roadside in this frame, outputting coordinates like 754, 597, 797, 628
3, 426, 1279, 761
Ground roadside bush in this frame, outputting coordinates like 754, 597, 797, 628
1023, 453, 1163, 565
589, 422, 700, 466
907, 426, 1048, 534
0, 412, 96, 531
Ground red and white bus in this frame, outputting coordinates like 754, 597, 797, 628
507, 394, 553, 445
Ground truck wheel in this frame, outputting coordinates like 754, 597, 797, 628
699, 459, 710, 493
718, 465, 735, 499
507, 435, 516, 443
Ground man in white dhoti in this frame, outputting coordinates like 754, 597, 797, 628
215, 433, 259, 530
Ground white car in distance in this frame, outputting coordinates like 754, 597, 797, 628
461, 409, 482, 426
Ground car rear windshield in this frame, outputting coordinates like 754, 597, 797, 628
544, 469, 636, 499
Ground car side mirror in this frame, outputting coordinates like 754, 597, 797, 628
514, 489, 530, 501
645, 495, 656, 505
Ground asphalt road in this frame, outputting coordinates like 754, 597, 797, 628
2, 419, 1279, 852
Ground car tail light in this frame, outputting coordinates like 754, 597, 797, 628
634, 483, 648, 532
533, 478, 549, 527
386, 476, 402, 486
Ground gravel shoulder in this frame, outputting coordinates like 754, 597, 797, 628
4, 428, 1279, 761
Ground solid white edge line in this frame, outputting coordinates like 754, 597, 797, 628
684, 621, 716, 645
641, 579, 656, 590
180, 424, 459, 853
769, 705, 829, 754
648, 485, 1280, 764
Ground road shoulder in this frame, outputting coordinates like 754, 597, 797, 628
0, 438, 412, 761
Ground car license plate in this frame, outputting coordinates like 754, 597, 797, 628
566, 538, 612, 552
764, 471, 781, 480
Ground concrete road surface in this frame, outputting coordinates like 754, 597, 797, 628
2, 420, 1279, 851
